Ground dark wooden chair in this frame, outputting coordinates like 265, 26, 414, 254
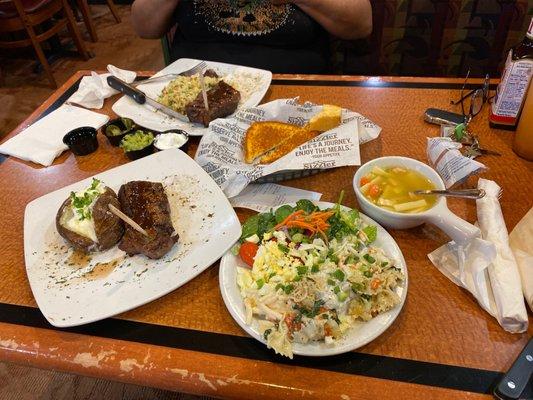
161, 25, 176, 66
76, 0, 120, 42
0, 0, 90, 87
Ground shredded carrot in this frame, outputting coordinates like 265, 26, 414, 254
371, 278, 382, 290
275, 209, 334, 242
275, 209, 305, 229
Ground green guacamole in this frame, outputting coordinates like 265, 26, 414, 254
122, 117, 134, 130
120, 130, 154, 152
106, 118, 134, 136
105, 124, 122, 136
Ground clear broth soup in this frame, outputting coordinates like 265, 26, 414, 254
359, 166, 437, 213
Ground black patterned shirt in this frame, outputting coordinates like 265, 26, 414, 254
170, 0, 329, 73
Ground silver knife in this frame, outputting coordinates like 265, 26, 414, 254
494, 338, 533, 400
107, 76, 189, 123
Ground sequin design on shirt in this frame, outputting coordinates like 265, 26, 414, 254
193, 0, 291, 36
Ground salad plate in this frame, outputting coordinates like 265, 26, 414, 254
219, 201, 408, 357
112, 58, 272, 136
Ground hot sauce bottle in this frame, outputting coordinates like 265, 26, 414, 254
489, 18, 533, 130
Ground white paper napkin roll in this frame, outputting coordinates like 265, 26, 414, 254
476, 178, 528, 333
508, 207, 533, 311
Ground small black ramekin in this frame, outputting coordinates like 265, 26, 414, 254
63, 127, 99, 156
124, 143, 155, 160
154, 130, 190, 153
101, 118, 135, 147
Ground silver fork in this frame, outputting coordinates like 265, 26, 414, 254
134, 61, 207, 86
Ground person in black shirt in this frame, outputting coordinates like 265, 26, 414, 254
131, 0, 372, 74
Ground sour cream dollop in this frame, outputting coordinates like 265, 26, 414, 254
154, 132, 188, 150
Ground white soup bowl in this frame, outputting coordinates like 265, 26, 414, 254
353, 156, 479, 245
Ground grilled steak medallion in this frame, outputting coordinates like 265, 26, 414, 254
118, 181, 178, 259
203, 69, 219, 78
185, 81, 241, 127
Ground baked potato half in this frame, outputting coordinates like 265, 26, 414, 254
56, 182, 124, 253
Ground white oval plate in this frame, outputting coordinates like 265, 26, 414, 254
112, 58, 272, 136
219, 201, 408, 357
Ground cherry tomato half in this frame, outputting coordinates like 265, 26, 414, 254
239, 242, 259, 268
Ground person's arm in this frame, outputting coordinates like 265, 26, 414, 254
276, 0, 372, 40
131, 0, 180, 39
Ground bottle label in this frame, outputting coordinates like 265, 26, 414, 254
490, 51, 533, 124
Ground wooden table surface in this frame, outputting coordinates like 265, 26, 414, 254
0, 71, 532, 400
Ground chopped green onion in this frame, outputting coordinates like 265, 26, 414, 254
311, 264, 319, 273
363, 254, 376, 264
276, 283, 295, 294
297, 266, 308, 275
293, 299, 324, 318
69, 178, 103, 221
256, 278, 265, 289
331, 269, 345, 281
337, 291, 348, 302
351, 282, 364, 292
328, 249, 339, 263
346, 255, 359, 264
284, 284, 294, 294
89, 178, 101, 190
278, 243, 289, 254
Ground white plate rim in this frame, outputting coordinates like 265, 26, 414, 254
24, 149, 241, 327
112, 58, 273, 137
219, 201, 408, 357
